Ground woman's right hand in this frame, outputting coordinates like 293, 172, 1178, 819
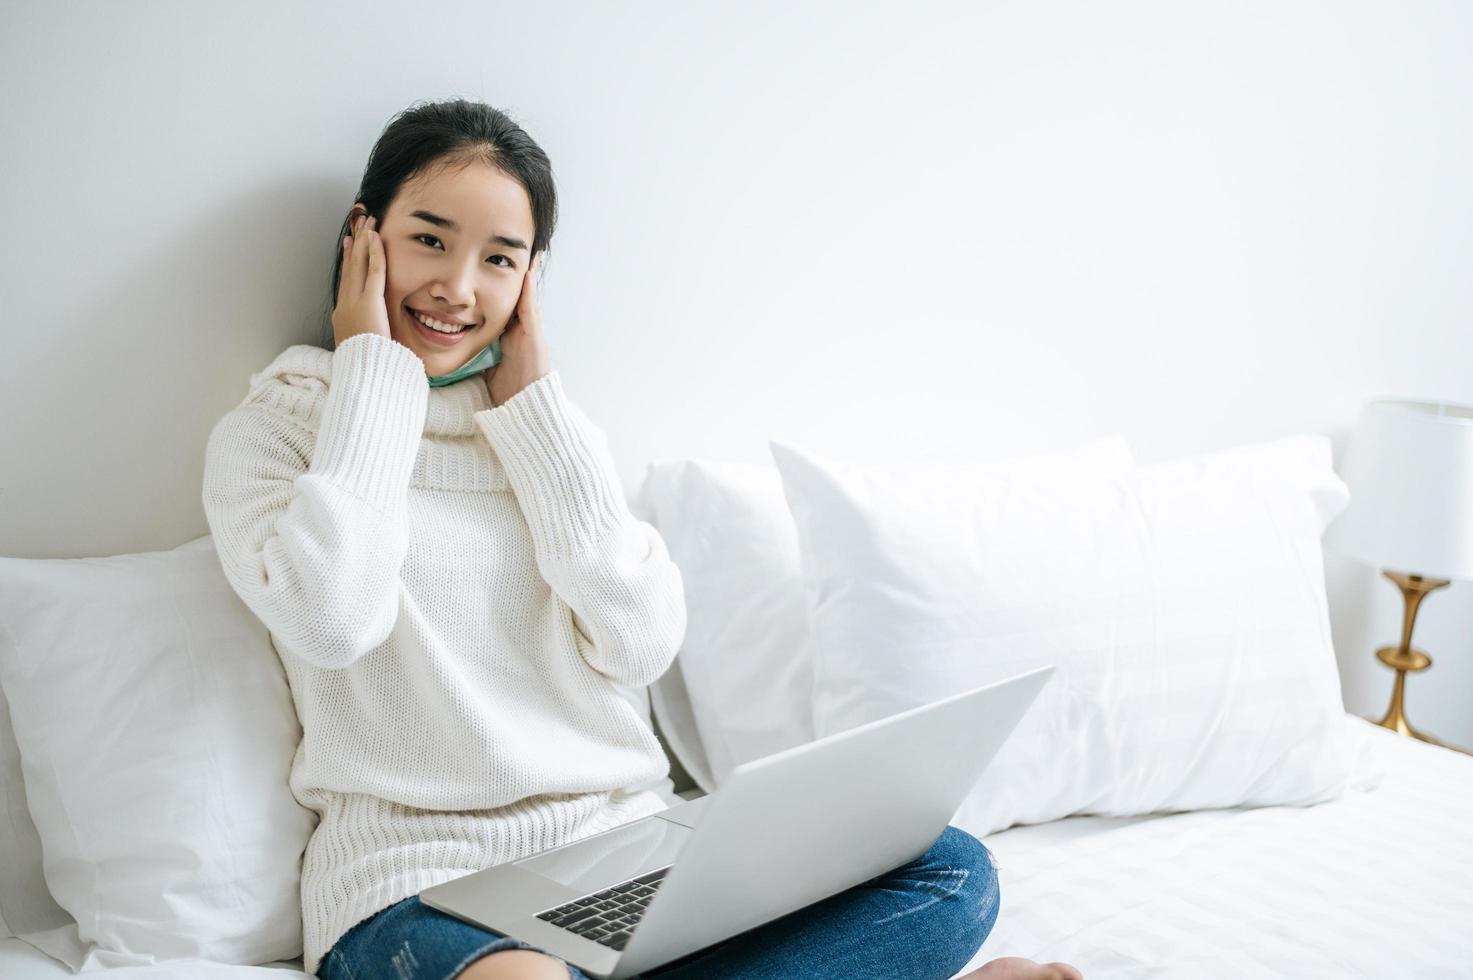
331, 208, 392, 347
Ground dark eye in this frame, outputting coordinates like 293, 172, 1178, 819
415, 234, 512, 268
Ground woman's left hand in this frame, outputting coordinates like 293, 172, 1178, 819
486, 253, 552, 407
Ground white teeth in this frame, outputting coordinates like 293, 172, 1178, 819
413, 310, 471, 334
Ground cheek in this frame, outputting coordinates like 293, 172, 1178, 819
381, 244, 419, 299
493, 294, 519, 327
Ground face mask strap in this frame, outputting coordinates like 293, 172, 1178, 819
426, 340, 502, 388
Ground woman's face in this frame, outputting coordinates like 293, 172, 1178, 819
369, 159, 536, 378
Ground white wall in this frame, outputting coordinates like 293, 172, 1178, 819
3, 0, 1471, 745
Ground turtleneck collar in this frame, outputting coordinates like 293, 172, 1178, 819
247, 343, 497, 438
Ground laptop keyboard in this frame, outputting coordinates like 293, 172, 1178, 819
535, 866, 671, 951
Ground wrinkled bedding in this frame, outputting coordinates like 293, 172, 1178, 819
955, 716, 1473, 979
6, 716, 1467, 980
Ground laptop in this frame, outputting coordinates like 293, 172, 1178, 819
420, 665, 1054, 979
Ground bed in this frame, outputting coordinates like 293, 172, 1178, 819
1, 714, 1468, 979
2, 419, 1470, 980
967, 715, 1473, 978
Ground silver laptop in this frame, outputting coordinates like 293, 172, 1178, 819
420, 665, 1054, 979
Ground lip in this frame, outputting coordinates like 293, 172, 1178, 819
409, 306, 477, 328
406, 305, 476, 348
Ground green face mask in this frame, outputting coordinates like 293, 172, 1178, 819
427, 339, 502, 388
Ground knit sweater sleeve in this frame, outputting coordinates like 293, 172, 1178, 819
474, 371, 687, 689
202, 333, 428, 670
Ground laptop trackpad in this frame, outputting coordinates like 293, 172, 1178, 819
513, 817, 692, 893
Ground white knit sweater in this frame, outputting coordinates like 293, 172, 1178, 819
201, 332, 685, 976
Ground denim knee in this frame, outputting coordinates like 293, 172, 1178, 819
930, 825, 1001, 947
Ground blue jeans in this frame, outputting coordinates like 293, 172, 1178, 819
318, 824, 999, 980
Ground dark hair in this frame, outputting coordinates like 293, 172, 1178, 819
322, 98, 558, 348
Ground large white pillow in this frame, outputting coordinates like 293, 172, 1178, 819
636, 435, 1133, 789
634, 460, 811, 790
771, 434, 1355, 836
0, 536, 316, 967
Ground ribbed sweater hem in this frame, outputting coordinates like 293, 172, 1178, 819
303, 786, 670, 976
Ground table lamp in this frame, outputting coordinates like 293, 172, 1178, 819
1323, 398, 1473, 751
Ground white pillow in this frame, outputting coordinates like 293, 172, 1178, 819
634, 460, 812, 790
0, 536, 316, 966
771, 434, 1354, 837
636, 436, 1133, 789
644, 646, 718, 793
0, 682, 79, 959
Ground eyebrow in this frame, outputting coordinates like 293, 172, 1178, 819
408, 209, 530, 252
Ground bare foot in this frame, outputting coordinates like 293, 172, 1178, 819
956, 956, 1084, 980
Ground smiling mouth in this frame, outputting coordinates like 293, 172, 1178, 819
408, 307, 478, 334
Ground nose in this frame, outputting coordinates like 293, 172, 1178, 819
432, 256, 479, 308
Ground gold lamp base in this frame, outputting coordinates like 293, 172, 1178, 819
1371, 571, 1470, 756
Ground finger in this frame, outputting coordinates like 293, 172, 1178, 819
335, 234, 352, 306
516, 258, 539, 325
336, 210, 368, 305
366, 227, 385, 295
348, 216, 370, 291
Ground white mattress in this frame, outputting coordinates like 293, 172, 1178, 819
5, 717, 1467, 979
953, 715, 1473, 979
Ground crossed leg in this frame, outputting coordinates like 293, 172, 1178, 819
451, 944, 1084, 980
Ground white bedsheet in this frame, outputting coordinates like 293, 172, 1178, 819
0, 938, 305, 979
954, 715, 1473, 979
6, 717, 1468, 979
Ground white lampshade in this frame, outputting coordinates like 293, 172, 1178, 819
1324, 398, 1473, 581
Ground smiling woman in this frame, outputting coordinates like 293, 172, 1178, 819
324, 99, 556, 383
202, 97, 1070, 980
376, 161, 532, 378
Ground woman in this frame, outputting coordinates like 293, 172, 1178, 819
203, 98, 1080, 980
